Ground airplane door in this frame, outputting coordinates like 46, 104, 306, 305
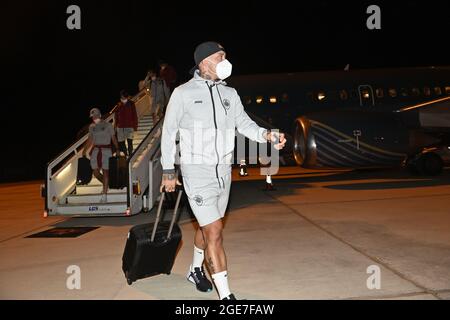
358, 85, 375, 107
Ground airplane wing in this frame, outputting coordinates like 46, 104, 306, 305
394, 97, 450, 133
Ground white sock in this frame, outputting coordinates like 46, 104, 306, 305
212, 270, 231, 300
191, 245, 204, 270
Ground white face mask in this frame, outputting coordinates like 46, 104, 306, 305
208, 59, 233, 80
215, 59, 232, 80
93, 118, 101, 124
121, 98, 128, 104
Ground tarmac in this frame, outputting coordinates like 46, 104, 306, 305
1, 166, 450, 300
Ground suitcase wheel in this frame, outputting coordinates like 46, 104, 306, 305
166, 271, 171, 275
125, 271, 133, 285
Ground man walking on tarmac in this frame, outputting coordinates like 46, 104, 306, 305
160, 41, 286, 300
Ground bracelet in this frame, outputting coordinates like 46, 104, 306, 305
265, 129, 271, 141
163, 173, 175, 180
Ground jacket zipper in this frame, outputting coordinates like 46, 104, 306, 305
207, 83, 221, 187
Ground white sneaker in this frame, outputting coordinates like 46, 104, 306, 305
100, 193, 107, 203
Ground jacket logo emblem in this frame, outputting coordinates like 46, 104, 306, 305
223, 99, 230, 109
193, 195, 203, 206
194, 100, 203, 104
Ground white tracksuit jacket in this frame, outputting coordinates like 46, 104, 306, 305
161, 70, 268, 180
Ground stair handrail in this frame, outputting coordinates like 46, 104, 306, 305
126, 116, 163, 208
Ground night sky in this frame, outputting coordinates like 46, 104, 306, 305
2, 0, 449, 182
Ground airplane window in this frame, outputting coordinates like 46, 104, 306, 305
375, 88, 384, 98
317, 91, 326, 101
243, 96, 252, 105
445, 86, 450, 95
269, 96, 277, 103
361, 89, 370, 99
388, 88, 397, 98
339, 90, 348, 100
434, 87, 442, 96
281, 93, 289, 102
400, 88, 408, 97
411, 88, 420, 97
256, 96, 263, 104
423, 87, 431, 96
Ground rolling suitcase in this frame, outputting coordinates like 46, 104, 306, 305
109, 155, 127, 189
122, 187, 183, 285
76, 156, 92, 185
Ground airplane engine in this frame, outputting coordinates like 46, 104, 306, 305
292, 111, 435, 169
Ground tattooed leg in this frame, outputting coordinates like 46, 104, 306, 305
207, 256, 216, 274
202, 219, 227, 274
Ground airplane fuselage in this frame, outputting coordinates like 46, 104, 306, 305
228, 66, 450, 174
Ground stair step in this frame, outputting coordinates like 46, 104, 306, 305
55, 202, 128, 216
76, 184, 126, 195
67, 192, 127, 204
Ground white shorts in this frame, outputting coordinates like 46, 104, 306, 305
90, 147, 112, 170
182, 173, 232, 227
117, 128, 134, 142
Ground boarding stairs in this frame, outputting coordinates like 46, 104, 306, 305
43, 89, 163, 217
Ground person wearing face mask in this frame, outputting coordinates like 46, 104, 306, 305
115, 90, 138, 157
83, 108, 120, 202
160, 41, 286, 300
158, 60, 178, 92
147, 69, 170, 123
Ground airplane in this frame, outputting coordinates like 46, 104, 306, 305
228, 66, 450, 175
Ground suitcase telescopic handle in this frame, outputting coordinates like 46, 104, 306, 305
150, 186, 183, 242
150, 192, 165, 242
167, 189, 183, 239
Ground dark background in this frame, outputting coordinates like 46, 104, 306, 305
1, 0, 449, 182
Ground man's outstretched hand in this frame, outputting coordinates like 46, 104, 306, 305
266, 131, 286, 150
